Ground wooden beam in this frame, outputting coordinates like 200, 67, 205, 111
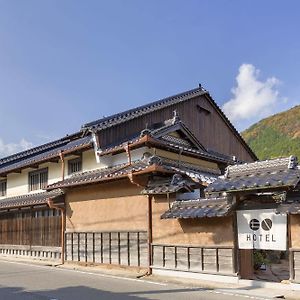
48, 158, 60, 163
28, 164, 39, 169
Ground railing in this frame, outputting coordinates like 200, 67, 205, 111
65, 231, 148, 267
152, 244, 235, 275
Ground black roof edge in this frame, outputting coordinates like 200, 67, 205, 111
0, 131, 83, 166
81, 87, 206, 129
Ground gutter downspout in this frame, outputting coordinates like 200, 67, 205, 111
125, 143, 152, 275
124, 142, 132, 165
47, 199, 65, 265
91, 131, 102, 164
59, 151, 65, 181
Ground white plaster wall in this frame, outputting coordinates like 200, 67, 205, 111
40, 162, 62, 186
111, 147, 149, 166
3, 146, 150, 198
82, 150, 110, 172
81, 147, 149, 172
6, 162, 63, 197
7, 171, 29, 197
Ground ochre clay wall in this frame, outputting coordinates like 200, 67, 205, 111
152, 195, 234, 246
290, 215, 300, 248
65, 179, 234, 246
65, 179, 148, 232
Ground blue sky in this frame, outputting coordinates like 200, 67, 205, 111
0, 0, 299, 157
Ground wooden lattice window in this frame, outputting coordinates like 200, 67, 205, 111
68, 157, 82, 175
0, 180, 6, 197
28, 168, 48, 191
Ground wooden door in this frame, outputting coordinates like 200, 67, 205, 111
239, 249, 253, 279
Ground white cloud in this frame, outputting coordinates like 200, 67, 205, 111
0, 138, 33, 158
222, 64, 288, 131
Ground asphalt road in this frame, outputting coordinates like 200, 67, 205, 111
0, 260, 271, 300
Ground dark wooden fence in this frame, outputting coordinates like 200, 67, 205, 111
0, 209, 61, 247
65, 231, 148, 267
152, 244, 235, 275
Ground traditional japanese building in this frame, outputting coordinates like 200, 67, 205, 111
0, 86, 259, 282
204, 156, 300, 283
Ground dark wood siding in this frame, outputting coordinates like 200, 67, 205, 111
0, 209, 61, 247
98, 95, 255, 162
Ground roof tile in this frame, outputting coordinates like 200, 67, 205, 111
0, 189, 64, 210
161, 196, 235, 219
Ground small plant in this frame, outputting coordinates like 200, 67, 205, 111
253, 250, 270, 270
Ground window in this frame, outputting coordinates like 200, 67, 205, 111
68, 157, 82, 175
0, 180, 6, 197
28, 168, 48, 191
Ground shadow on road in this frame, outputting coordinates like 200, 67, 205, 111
0, 285, 146, 300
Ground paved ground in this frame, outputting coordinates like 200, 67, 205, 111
0, 260, 274, 300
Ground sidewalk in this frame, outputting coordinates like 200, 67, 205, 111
0, 255, 300, 299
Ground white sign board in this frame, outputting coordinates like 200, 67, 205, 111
237, 209, 287, 251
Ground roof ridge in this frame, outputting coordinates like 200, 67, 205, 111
82, 87, 205, 129
0, 131, 82, 166
0, 135, 92, 175
224, 155, 298, 179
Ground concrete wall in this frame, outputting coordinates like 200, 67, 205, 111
152, 195, 234, 246
65, 179, 148, 232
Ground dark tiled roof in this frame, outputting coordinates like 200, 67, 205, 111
276, 202, 300, 214
275, 189, 300, 214
0, 136, 92, 176
82, 86, 257, 160
155, 138, 233, 164
47, 155, 219, 190
206, 156, 300, 193
0, 132, 81, 165
83, 88, 206, 130
159, 157, 219, 183
161, 196, 235, 219
0, 189, 64, 210
141, 174, 196, 195
225, 156, 298, 177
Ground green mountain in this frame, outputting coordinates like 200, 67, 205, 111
242, 105, 300, 160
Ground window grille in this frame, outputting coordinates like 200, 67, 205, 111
0, 180, 6, 196
28, 168, 48, 191
68, 157, 82, 175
